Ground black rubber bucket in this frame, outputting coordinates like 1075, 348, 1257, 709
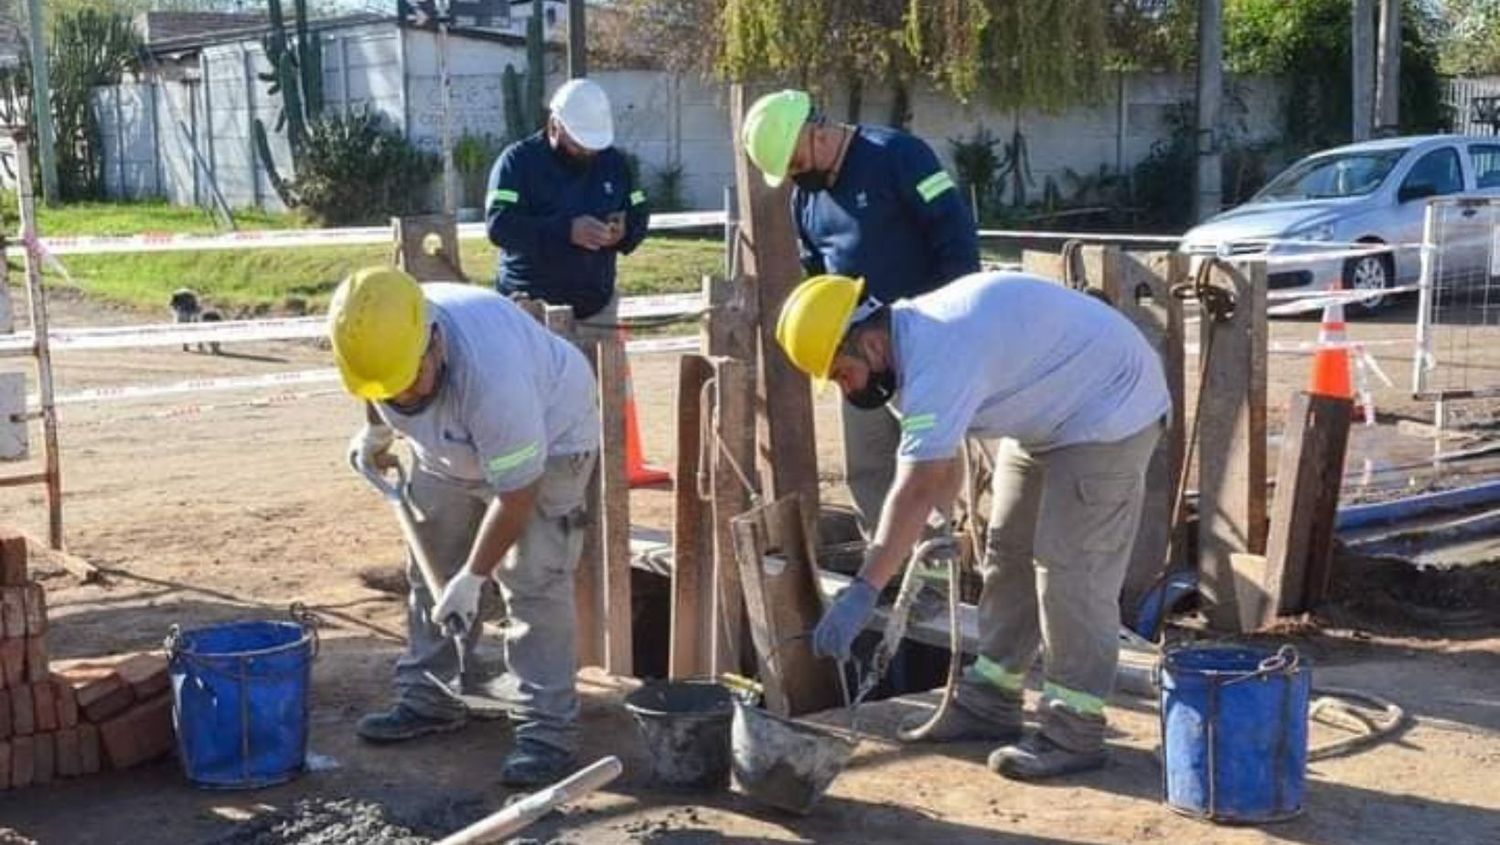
624, 680, 734, 790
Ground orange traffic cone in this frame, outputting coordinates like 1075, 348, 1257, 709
620, 339, 671, 488
1308, 281, 1353, 399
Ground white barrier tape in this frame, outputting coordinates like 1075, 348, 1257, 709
977, 228, 1425, 256
0, 293, 705, 356
978, 228, 1181, 244
1267, 285, 1423, 316
1266, 283, 1423, 301
59, 387, 343, 428
22, 334, 701, 411
5, 211, 730, 258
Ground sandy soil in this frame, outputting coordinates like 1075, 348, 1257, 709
0, 285, 1497, 844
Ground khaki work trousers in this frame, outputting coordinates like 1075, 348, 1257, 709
395, 452, 595, 754
957, 420, 1163, 752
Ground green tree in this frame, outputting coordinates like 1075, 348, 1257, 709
49, 8, 140, 199
1437, 0, 1500, 76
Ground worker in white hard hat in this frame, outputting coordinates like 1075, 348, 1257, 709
486, 78, 649, 339
332, 266, 601, 788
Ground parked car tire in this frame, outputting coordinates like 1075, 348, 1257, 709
1342, 245, 1394, 314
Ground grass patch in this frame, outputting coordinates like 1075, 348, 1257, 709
3, 197, 308, 237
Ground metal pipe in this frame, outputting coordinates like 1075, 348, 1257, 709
435, 756, 623, 844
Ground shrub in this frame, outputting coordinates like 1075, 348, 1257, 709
292, 110, 441, 225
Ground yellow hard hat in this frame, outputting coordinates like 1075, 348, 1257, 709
327, 266, 429, 400
742, 89, 812, 187
775, 274, 865, 381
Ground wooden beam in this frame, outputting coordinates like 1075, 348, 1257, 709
547, 306, 605, 669
1104, 250, 1188, 617
1021, 250, 1066, 281
1197, 260, 1268, 632
669, 354, 715, 680
597, 334, 633, 676
731, 495, 843, 717
728, 84, 819, 541
709, 356, 755, 676
1261, 391, 1354, 623
391, 214, 463, 282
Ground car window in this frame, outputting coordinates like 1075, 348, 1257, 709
1470, 144, 1500, 189
1401, 147, 1464, 196
1255, 149, 1406, 201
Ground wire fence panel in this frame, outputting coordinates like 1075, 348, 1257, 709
1413, 197, 1500, 401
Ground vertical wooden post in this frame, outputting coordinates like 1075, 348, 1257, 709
1103, 250, 1188, 616
596, 334, 633, 676
14, 133, 63, 549
709, 356, 755, 676
392, 214, 464, 282
669, 354, 715, 680
1197, 260, 1268, 632
1261, 391, 1354, 623
545, 305, 605, 669
728, 85, 819, 541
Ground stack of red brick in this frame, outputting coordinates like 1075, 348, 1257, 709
1, 529, 176, 790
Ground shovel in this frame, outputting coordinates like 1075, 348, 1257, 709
351, 452, 470, 688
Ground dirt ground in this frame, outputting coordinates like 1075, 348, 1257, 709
1, 285, 1499, 844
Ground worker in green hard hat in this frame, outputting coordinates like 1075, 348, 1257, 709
741, 89, 979, 558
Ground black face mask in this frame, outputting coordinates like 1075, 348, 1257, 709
793, 169, 831, 192
845, 366, 897, 410
386, 362, 448, 417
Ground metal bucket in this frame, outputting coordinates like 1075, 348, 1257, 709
624, 680, 734, 790
730, 699, 857, 815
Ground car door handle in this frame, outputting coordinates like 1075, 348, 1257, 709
1462, 208, 1479, 218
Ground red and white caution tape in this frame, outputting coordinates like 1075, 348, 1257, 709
3, 211, 729, 258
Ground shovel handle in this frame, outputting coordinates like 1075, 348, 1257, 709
350, 451, 407, 502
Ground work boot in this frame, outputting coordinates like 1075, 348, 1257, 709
356, 703, 467, 743
501, 738, 576, 787
987, 732, 1108, 781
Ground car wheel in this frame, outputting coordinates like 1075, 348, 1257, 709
1342, 249, 1393, 314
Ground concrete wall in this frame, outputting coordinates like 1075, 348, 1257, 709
97, 22, 1285, 217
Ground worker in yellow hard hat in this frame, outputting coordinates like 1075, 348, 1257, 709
330, 266, 600, 788
743, 89, 979, 542
778, 270, 1170, 783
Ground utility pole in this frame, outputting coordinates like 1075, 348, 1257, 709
437, 0, 455, 213
1375, 0, 1401, 134
566, 0, 586, 78
1194, 0, 1223, 222
24, 0, 58, 205
1352, 0, 1375, 141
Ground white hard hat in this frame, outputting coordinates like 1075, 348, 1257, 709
549, 79, 614, 151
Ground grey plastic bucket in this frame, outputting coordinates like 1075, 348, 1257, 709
624, 680, 734, 790
730, 699, 857, 815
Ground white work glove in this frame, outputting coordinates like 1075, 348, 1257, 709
431, 568, 488, 633
348, 423, 395, 470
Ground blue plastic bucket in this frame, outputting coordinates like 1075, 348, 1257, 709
167, 612, 317, 789
1160, 644, 1310, 824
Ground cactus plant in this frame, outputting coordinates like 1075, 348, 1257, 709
252, 0, 324, 206
502, 0, 547, 141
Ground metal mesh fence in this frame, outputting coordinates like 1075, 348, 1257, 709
1413, 197, 1500, 400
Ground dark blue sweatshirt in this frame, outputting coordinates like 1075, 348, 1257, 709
794, 126, 978, 304
486, 130, 650, 320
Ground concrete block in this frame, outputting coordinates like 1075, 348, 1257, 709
9, 734, 31, 788
52, 676, 77, 729
10, 683, 33, 735
32, 730, 53, 785
99, 693, 174, 770
24, 636, 47, 683
0, 529, 25, 586
0, 588, 24, 639
81, 682, 134, 724
0, 688, 8, 740
31, 682, 55, 733
53, 657, 132, 715
0, 738, 9, 788
22, 583, 45, 636
0, 638, 22, 688
77, 723, 100, 775
53, 727, 79, 779
115, 653, 168, 700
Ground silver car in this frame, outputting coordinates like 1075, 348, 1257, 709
1180, 135, 1500, 312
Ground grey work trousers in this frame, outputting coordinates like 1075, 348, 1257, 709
395, 452, 596, 753
841, 401, 904, 539
957, 421, 1162, 752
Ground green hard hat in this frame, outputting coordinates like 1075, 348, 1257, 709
742, 89, 812, 188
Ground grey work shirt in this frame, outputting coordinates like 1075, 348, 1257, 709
892, 271, 1171, 460
375, 283, 600, 492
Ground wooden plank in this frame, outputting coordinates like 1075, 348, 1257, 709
702, 274, 757, 361
1021, 249, 1066, 281
597, 334, 632, 676
729, 85, 819, 542
1261, 391, 1354, 623
709, 357, 755, 676
1105, 250, 1188, 617
732, 495, 843, 717
391, 214, 464, 282
1197, 261, 1269, 632
669, 354, 715, 680
552, 305, 605, 671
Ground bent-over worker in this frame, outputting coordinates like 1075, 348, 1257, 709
331, 266, 599, 787
776, 271, 1169, 781
741, 89, 979, 539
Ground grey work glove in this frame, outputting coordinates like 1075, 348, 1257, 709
812, 577, 880, 661
348, 423, 395, 471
